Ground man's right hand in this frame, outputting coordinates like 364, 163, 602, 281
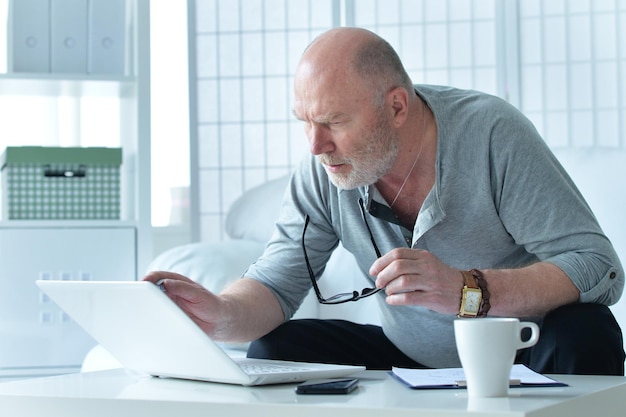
143, 271, 285, 343
143, 271, 229, 339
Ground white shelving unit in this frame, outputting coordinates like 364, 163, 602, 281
0, 0, 151, 275
0, 0, 151, 378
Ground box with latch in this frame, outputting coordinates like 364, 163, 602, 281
0, 146, 122, 220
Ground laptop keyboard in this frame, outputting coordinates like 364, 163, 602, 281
241, 363, 314, 375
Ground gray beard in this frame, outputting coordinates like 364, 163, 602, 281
321, 119, 399, 190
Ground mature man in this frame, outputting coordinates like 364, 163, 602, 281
146, 27, 624, 374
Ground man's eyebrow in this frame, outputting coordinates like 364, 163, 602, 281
291, 110, 346, 124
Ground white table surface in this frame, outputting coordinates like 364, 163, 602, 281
0, 369, 624, 417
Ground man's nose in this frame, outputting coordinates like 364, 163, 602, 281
308, 125, 335, 155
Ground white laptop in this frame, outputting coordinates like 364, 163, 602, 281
36, 280, 364, 386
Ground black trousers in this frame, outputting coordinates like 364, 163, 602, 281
247, 303, 625, 375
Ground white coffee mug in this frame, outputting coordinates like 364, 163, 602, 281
454, 318, 539, 398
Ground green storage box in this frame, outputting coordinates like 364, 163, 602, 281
1, 147, 122, 220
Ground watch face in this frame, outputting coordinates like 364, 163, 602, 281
463, 289, 482, 313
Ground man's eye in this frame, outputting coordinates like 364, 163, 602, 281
328, 121, 345, 128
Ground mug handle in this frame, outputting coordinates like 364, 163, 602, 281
518, 322, 540, 349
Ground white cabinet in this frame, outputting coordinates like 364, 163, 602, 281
0, 224, 135, 378
0, 0, 151, 377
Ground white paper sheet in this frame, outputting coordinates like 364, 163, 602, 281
392, 364, 565, 389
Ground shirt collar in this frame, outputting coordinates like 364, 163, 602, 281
364, 185, 404, 227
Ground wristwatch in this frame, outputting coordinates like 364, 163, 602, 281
458, 269, 490, 318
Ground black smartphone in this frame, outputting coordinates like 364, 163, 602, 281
295, 378, 359, 395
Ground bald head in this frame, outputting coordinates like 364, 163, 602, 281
296, 28, 413, 106
292, 28, 424, 190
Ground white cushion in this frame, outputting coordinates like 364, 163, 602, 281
225, 175, 290, 242
147, 240, 266, 293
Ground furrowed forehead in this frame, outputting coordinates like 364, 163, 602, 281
291, 105, 346, 123
292, 63, 379, 124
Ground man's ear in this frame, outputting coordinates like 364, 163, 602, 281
387, 87, 410, 127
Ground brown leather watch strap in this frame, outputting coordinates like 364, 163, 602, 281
470, 269, 490, 317
460, 270, 479, 289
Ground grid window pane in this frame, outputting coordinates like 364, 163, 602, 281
595, 62, 619, 108
196, 35, 219, 77
569, 0, 591, 14
544, 17, 567, 63
242, 78, 265, 121
218, 79, 242, 123
219, 124, 243, 168
243, 124, 267, 166
192, 1, 334, 241
197, 80, 219, 124
241, 0, 264, 31
597, 110, 620, 147
473, 0, 495, 19
287, 0, 311, 29
449, 0, 472, 21
195, 0, 217, 33
265, 78, 289, 120
354, 0, 378, 26
424, 0, 447, 21
218, 34, 241, 76
265, 0, 286, 29
377, 0, 400, 25
424, 23, 448, 68
264, 33, 288, 75
570, 63, 593, 109
473, 21, 496, 66
569, 15, 591, 61
310, 1, 334, 27
521, 19, 542, 64
545, 65, 568, 110
594, 14, 617, 60
198, 125, 220, 169
518, 1, 624, 147
218, 0, 241, 31
449, 23, 472, 67
570, 110, 594, 147
241, 34, 264, 77
544, 0, 566, 15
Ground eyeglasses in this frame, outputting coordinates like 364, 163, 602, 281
302, 198, 383, 304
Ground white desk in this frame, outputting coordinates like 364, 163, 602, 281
0, 369, 624, 417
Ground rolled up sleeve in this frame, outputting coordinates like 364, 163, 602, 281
548, 249, 624, 305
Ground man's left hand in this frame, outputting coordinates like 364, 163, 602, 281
369, 248, 464, 314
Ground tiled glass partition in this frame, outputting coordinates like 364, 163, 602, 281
190, 0, 625, 242
518, 0, 625, 148
191, 0, 336, 240
349, 0, 499, 95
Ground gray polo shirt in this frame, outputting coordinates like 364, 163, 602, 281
245, 84, 624, 368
